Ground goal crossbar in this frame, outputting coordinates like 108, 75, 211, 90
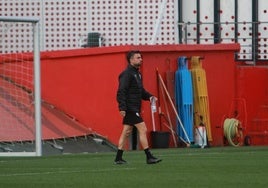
0, 16, 42, 157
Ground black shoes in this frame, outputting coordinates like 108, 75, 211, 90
114, 157, 162, 165
114, 159, 127, 165
147, 157, 162, 164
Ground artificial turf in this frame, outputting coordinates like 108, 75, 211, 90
0, 146, 267, 188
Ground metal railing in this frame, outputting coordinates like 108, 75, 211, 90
178, 21, 268, 65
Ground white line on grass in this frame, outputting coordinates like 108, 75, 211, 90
0, 167, 136, 177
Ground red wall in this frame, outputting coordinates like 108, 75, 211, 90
235, 66, 268, 145
40, 44, 240, 147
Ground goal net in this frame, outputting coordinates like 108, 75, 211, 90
0, 16, 41, 156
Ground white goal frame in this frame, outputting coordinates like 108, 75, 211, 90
0, 16, 42, 156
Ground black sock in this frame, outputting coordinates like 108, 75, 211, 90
115, 149, 123, 161
144, 148, 153, 159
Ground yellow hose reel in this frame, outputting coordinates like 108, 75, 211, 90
223, 118, 243, 147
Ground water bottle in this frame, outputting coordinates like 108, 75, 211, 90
151, 97, 157, 113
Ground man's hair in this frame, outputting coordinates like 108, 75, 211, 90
126, 50, 141, 64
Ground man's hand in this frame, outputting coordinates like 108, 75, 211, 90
119, 111, 126, 117
150, 96, 158, 102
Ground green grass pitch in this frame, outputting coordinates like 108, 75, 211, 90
0, 146, 268, 188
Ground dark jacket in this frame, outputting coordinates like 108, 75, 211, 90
117, 65, 152, 112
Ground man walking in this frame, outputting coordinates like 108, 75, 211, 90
114, 50, 162, 165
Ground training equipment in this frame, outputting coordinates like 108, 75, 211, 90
175, 57, 194, 143
157, 70, 177, 147
190, 56, 212, 141
0, 16, 41, 156
157, 72, 191, 146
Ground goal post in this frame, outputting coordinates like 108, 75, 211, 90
0, 16, 42, 156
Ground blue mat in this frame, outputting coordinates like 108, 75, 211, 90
175, 56, 194, 142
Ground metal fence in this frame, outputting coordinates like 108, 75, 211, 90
178, 21, 268, 65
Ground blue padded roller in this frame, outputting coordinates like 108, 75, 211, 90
175, 56, 194, 142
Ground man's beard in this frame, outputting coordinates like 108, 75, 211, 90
134, 63, 141, 68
